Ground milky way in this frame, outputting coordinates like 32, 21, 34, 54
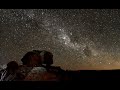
0, 9, 120, 70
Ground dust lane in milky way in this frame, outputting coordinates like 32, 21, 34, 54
0, 9, 120, 70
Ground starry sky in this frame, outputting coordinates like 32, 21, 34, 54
0, 9, 120, 70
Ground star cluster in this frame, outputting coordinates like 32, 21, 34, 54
0, 9, 120, 70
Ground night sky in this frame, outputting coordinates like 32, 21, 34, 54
0, 9, 120, 70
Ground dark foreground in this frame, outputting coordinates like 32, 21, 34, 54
1, 70, 120, 88
65, 70, 120, 80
